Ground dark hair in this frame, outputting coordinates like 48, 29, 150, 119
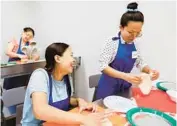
45, 43, 69, 72
120, 2, 144, 27
23, 27, 35, 36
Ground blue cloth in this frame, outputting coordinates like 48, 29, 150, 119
95, 32, 137, 100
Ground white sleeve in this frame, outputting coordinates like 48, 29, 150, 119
28, 68, 49, 97
99, 39, 117, 71
134, 41, 148, 71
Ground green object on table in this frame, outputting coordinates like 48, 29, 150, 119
1, 62, 16, 67
156, 81, 176, 91
126, 107, 176, 126
1, 63, 7, 67
7, 62, 16, 66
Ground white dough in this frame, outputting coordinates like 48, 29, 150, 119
139, 73, 152, 95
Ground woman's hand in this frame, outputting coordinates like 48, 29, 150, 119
82, 111, 113, 126
77, 98, 97, 113
123, 73, 142, 85
150, 70, 160, 81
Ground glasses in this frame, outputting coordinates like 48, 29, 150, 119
125, 30, 143, 38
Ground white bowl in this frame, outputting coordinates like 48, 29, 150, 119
166, 90, 177, 103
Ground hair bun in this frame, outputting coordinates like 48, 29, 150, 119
127, 2, 138, 10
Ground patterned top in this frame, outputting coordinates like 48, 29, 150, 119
99, 35, 147, 71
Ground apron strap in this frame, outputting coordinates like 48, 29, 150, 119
64, 75, 71, 98
16, 38, 24, 54
12, 38, 22, 57
47, 72, 53, 104
17, 38, 29, 53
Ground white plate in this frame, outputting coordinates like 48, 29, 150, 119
103, 96, 137, 113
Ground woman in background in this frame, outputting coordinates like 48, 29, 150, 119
6, 27, 39, 62
3, 27, 40, 89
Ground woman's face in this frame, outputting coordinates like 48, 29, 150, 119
120, 21, 143, 43
58, 47, 75, 74
22, 31, 34, 42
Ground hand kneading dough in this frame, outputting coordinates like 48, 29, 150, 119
139, 73, 152, 95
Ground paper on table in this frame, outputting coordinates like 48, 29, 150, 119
139, 73, 152, 95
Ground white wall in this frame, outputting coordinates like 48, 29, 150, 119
1, 1, 176, 101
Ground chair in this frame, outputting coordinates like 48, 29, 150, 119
16, 104, 23, 126
88, 74, 101, 102
2, 86, 26, 126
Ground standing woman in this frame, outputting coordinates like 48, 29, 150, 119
3, 27, 40, 89
6, 27, 39, 62
95, 2, 159, 100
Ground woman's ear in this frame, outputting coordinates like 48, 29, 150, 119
54, 55, 61, 64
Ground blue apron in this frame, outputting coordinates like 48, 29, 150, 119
95, 32, 137, 100
9, 38, 29, 62
40, 73, 71, 124
48, 73, 71, 111
3, 38, 30, 89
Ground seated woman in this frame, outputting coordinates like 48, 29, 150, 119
21, 43, 109, 126
3, 27, 40, 90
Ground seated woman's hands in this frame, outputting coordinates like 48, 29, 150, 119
77, 98, 97, 113
75, 98, 114, 126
